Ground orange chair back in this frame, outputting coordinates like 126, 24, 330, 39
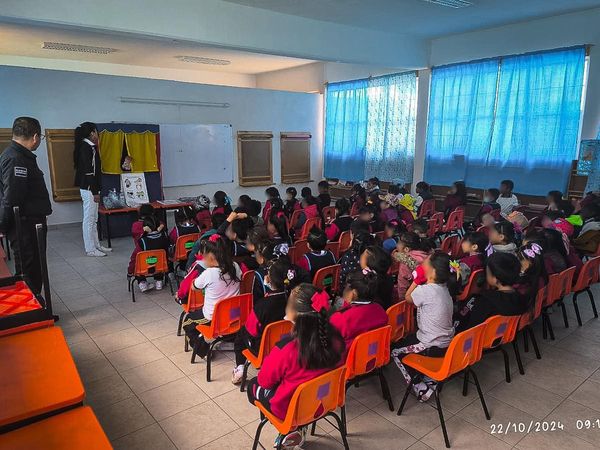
134, 249, 169, 277
293, 239, 310, 265
386, 301, 414, 342
456, 269, 485, 302
440, 323, 486, 378
325, 241, 340, 260
197, 218, 212, 232
288, 209, 303, 231
300, 217, 322, 239
323, 206, 336, 222
431, 212, 444, 233
573, 256, 600, 292
338, 231, 352, 253
518, 286, 545, 330
240, 270, 255, 295
444, 209, 464, 233
199, 293, 252, 339
482, 315, 520, 349
173, 233, 200, 262
545, 266, 576, 307
440, 235, 458, 255
419, 199, 436, 218
313, 264, 341, 295
185, 285, 205, 313
345, 326, 391, 380
248, 320, 293, 367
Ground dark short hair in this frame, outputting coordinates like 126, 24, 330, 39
12, 117, 41, 139
388, 184, 401, 195
286, 187, 297, 197
486, 188, 500, 200
487, 252, 520, 286
307, 226, 327, 251
301, 187, 312, 199
501, 179, 514, 190
318, 180, 329, 189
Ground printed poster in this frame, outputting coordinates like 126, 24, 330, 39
120, 172, 149, 207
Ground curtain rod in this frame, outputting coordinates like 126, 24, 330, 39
324, 69, 418, 88
119, 97, 230, 108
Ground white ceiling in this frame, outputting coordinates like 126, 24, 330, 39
223, 0, 600, 37
0, 22, 315, 75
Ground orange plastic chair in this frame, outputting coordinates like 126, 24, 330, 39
293, 239, 310, 265
440, 235, 459, 256
455, 269, 485, 302
0, 406, 111, 450
479, 315, 522, 384
240, 270, 255, 295
197, 217, 212, 232
325, 241, 340, 260
571, 256, 600, 326
386, 301, 415, 342
323, 206, 336, 222
129, 249, 172, 302
542, 266, 576, 340
397, 323, 489, 448
517, 287, 545, 360
299, 217, 322, 240
251, 366, 349, 450
192, 293, 253, 381
419, 199, 436, 218
345, 326, 394, 415
177, 284, 205, 337
171, 233, 200, 265
313, 264, 341, 296
430, 212, 445, 235
288, 209, 303, 231
338, 231, 352, 254
240, 320, 293, 392
443, 209, 464, 234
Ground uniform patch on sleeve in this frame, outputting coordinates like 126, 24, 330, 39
14, 167, 27, 178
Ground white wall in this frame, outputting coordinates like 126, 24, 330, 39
0, 65, 323, 226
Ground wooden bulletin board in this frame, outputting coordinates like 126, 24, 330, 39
281, 132, 311, 184
0, 129, 11, 156
237, 131, 273, 186
46, 129, 80, 202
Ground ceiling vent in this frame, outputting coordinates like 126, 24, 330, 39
176, 55, 231, 65
42, 41, 118, 54
422, 0, 473, 8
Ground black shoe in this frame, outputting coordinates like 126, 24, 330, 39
193, 337, 209, 359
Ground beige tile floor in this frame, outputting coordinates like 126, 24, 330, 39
43, 224, 600, 449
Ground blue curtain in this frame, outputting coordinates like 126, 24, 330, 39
425, 47, 586, 195
324, 72, 417, 182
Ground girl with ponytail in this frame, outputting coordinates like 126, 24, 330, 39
246, 283, 344, 447
394, 232, 430, 301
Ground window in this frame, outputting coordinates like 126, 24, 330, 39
280, 132, 311, 184
237, 131, 273, 186
324, 72, 417, 183
0, 129, 11, 156
424, 46, 587, 195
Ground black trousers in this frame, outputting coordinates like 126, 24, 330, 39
7, 217, 46, 295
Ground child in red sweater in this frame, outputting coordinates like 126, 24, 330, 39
457, 232, 488, 288
246, 284, 344, 448
169, 206, 200, 245
297, 226, 336, 279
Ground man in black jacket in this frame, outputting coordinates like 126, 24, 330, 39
0, 117, 52, 294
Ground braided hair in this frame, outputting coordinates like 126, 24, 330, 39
290, 283, 344, 370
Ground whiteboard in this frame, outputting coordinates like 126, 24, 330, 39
159, 124, 234, 187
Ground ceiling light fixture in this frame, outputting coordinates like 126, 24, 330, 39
42, 41, 118, 54
176, 55, 231, 65
422, 0, 473, 8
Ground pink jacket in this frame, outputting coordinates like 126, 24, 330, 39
395, 250, 429, 301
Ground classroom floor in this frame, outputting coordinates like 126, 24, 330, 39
45, 224, 600, 450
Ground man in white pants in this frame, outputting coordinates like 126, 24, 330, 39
73, 122, 112, 257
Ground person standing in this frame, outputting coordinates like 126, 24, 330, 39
0, 117, 52, 294
74, 122, 111, 257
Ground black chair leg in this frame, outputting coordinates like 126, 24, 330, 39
206, 339, 221, 382
572, 292, 583, 326
177, 311, 185, 336
528, 327, 542, 359
462, 369, 470, 396
378, 368, 394, 411
240, 361, 250, 392
310, 422, 317, 436
588, 288, 599, 318
542, 313, 548, 340
341, 405, 347, 436
397, 379, 414, 416
330, 412, 350, 450
560, 300, 569, 328
547, 316, 555, 340
512, 340, 525, 375
190, 340, 198, 364
252, 417, 268, 450
433, 382, 450, 448
523, 330, 529, 353
500, 347, 511, 383
470, 369, 491, 420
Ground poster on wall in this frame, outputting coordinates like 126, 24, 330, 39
121, 172, 149, 207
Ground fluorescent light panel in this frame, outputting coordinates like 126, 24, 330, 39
422, 0, 473, 8
42, 41, 118, 54
176, 55, 231, 65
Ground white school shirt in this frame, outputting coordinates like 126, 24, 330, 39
496, 194, 519, 216
193, 264, 242, 320
411, 283, 455, 348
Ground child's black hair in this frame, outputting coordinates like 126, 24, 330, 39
230, 216, 252, 241
501, 179, 515, 191
350, 229, 375, 255
547, 190, 563, 204
429, 251, 451, 284
580, 203, 600, 221
351, 184, 367, 202
388, 184, 401, 196
416, 181, 430, 193
463, 232, 489, 258
386, 219, 406, 237
544, 210, 565, 221
493, 221, 515, 244
238, 194, 252, 210
487, 252, 520, 286
368, 177, 380, 186
517, 242, 548, 284
345, 270, 379, 302
213, 191, 232, 214
202, 238, 240, 284
138, 203, 155, 220
174, 206, 195, 224
557, 199, 575, 217
249, 200, 262, 217
307, 226, 327, 252
286, 186, 297, 197
359, 204, 377, 217
301, 187, 312, 199
246, 227, 270, 248
268, 209, 290, 243
270, 197, 284, 210
412, 218, 429, 234
335, 197, 351, 216
350, 219, 370, 236
453, 181, 467, 203
363, 245, 391, 275
398, 232, 422, 251
291, 283, 344, 370
139, 203, 160, 229
265, 187, 281, 200
318, 180, 329, 190
211, 212, 227, 230
486, 188, 500, 201
542, 228, 568, 261
267, 258, 299, 294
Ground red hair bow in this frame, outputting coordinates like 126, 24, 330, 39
311, 291, 330, 313
208, 233, 221, 242
276, 211, 285, 219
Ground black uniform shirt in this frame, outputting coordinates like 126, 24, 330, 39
0, 141, 52, 230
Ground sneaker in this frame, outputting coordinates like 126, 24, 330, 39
155, 280, 164, 291
96, 245, 112, 253
231, 365, 245, 385
275, 427, 307, 448
138, 281, 155, 293
86, 249, 106, 257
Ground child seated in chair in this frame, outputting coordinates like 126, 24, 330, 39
394, 232, 430, 301
169, 206, 200, 246
324, 197, 353, 242
297, 226, 336, 279
246, 284, 344, 448
457, 232, 488, 288
284, 187, 301, 219
194, 195, 211, 228
232, 258, 300, 385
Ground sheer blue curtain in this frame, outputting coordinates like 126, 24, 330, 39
424, 46, 586, 195
324, 72, 417, 182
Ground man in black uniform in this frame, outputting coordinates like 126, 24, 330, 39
0, 117, 52, 294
